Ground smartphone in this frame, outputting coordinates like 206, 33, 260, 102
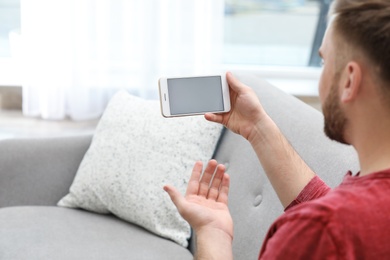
158, 74, 231, 117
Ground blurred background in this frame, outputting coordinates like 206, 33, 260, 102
0, 0, 329, 138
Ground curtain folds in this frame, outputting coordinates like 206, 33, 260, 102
20, 0, 224, 120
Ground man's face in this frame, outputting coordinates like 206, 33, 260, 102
318, 23, 349, 145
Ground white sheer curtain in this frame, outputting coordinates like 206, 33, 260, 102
20, 0, 224, 120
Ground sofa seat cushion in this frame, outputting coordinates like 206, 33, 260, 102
0, 206, 193, 260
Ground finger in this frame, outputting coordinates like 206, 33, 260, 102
185, 161, 203, 197
164, 185, 186, 213
198, 160, 218, 197
217, 173, 230, 204
226, 71, 248, 94
207, 164, 226, 200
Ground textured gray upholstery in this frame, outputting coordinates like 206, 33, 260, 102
0, 73, 360, 259
0, 135, 92, 207
0, 207, 192, 260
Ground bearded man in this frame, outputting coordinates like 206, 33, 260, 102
164, 0, 390, 258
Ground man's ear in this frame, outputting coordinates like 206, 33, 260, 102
340, 61, 362, 103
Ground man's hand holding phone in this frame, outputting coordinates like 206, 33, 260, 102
205, 72, 266, 142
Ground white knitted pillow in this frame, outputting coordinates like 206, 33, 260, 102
58, 91, 223, 247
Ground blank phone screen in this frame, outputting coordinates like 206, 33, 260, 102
168, 76, 224, 115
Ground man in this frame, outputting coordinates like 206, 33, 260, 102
164, 0, 390, 258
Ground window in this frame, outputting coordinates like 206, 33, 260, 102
0, 0, 329, 95
0, 0, 20, 86
0, 0, 20, 57
223, 0, 331, 95
224, 0, 321, 67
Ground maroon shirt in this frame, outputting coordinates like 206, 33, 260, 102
259, 169, 390, 259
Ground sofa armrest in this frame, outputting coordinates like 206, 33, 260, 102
0, 135, 92, 208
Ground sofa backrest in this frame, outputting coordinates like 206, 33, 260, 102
0, 135, 92, 208
211, 73, 359, 259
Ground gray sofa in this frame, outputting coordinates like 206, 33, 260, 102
0, 74, 359, 259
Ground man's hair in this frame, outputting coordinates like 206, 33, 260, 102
330, 0, 390, 87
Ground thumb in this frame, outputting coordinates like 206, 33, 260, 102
204, 113, 224, 125
164, 185, 185, 210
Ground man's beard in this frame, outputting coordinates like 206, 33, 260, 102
322, 83, 349, 145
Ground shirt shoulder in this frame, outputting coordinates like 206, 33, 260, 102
260, 170, 390, 259
260, 199, 341, 259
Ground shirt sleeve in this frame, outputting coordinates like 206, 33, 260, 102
285, 175, 331, 211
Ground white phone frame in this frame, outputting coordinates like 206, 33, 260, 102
158, 74, 231, 118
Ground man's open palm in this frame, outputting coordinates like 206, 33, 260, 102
164, 160, 233, 240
